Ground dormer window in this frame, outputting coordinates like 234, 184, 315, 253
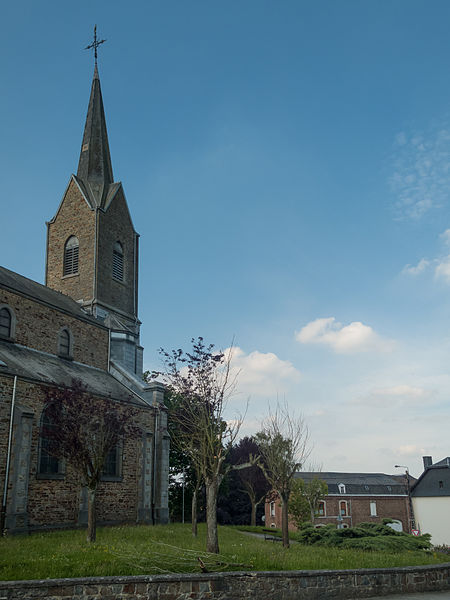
58, 328, 73, 359
338, 483, 346, 494
113, 241, 124, 282
63, 236, 79, 276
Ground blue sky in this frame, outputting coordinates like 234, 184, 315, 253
2, 1, 450, 476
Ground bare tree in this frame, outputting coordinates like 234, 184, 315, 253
153, 337, 243, 554
255, 403, 311, 548
41, 379, 137, 543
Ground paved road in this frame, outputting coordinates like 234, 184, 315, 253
363, 592, 450, 599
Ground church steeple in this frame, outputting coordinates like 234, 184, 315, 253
76, 65, 114, 206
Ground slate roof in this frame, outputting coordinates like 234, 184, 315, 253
0, 340, 146, 406
294, 471, 408, 495
411, 458, 450, 497
0, 266, 103, 327
76, 65, 115, 208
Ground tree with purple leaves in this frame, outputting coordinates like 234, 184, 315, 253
41, 379, 137, 543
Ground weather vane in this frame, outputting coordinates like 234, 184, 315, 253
85, 25, 106, 66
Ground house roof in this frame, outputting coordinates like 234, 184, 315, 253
0, 266, 104, 327
411, 459, 450, 497
295, 471, 408, 495
0, 340, 146, 406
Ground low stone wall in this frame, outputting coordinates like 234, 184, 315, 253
1, 563, 450, 599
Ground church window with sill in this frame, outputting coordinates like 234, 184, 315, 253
63, 236, 79, 276
0, 306, 13, 339
102, 444, 122, 480
38, 407, 63, 477
58, 327, 73, 359
112, 241, 124, 282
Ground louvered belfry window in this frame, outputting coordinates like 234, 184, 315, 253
63, 236, 79, 276
113, 241, 124, 281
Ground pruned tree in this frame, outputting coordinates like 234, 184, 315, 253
289, 477, 328, 528
229, 437, 270, 526
41, 379, 137, 543
160, 388, 203, 536
152, 337, 244, 554
255, 403, 311, 548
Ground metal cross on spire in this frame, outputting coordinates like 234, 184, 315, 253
85, 25, 106, 66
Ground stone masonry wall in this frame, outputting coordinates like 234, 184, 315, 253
46, 178, 96, 305
97, 187, 137, 319
0, 375, 156, 532
0, 288, 108, 370
1, 564, 450, 600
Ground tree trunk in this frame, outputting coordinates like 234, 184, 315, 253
205, 479, 219, 554
87, 487, 97, 543
191, 485, 198, 538
250, 501, 257, 527
281, 493, 290, 549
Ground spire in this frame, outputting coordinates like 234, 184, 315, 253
76, 65, 114, 206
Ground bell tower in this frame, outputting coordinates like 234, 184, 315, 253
45, 53, 143, 378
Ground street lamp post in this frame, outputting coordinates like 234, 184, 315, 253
395, 464, 415, 532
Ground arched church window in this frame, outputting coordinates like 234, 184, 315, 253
63, 236, 79, 276
58, 327, 73, 359
112, 241, 124, 282
0, 307, 12, 338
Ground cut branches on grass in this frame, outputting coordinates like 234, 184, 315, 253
0, 523, 447, 581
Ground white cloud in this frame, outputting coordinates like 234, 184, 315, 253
397, 444, 425, 457
434, 255, 450, 283
402, 258, 430, 276
349, 384, 433, 408
295, 317, 394, 354
440, 229, 450, 245
225, 346, 301, 399
389, 125, 450, 220
375, 384, 429, 398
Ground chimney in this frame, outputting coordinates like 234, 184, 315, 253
423, 456, 433, 469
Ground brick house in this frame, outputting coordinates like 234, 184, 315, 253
411, 456, 450, 545
0, 62, 169, 533
266, 472, 412, 532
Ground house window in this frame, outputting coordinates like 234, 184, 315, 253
63, 236, 79, 276
38, 407, 63, 477
112, 241, 124, 282
57, 328, 73, 359
0, 307, 12, 338
338, 483, 346, 494
270, 501, 276, 517
339, 500, 348, 516
317, 501, 326, 516
370, 501, 377, 516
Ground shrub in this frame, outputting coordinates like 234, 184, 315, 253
296, 520, 431, 551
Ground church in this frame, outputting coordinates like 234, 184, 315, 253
0, 56, 169, 533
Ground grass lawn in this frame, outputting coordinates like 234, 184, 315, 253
0, 523, 448, 581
